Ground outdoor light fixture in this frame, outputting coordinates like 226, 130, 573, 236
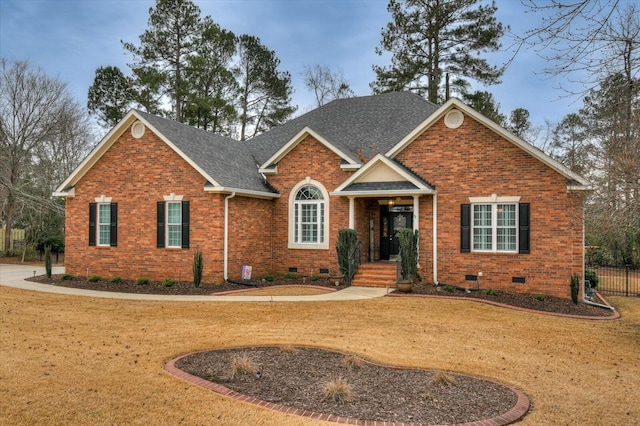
388, 198, 395, 206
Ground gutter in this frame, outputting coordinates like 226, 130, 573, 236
223, 192, 236, 281
433, 193, 438, 285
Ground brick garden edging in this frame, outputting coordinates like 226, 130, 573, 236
164, 349, 531, 426
385, 291, 621, 320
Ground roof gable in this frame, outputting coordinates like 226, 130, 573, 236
258, 126, 360, 174
54, 110, 278, 198
386, 98, 591, 189
332, 154, 435, 196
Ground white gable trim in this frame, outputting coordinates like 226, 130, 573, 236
386, 98, 591, 189
53, 110, 221, 197
258, 126, 360, 173
333, 154, 434, 193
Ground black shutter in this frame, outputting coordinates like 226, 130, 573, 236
110, 203, 118, 247
181, 201, 190, 248
519, 203, 530, 254
157, 201, 165, 248
460, 204, 471, 252
89, 203, 96, 246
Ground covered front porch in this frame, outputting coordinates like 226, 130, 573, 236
330, 154, 437, 286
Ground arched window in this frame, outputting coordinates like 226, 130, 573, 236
289, 180, 329, 249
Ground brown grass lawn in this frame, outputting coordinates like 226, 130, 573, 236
1, 285, 639, 426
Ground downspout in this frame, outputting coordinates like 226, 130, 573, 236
581, 204, 614, 310
223, 192, 236, 281
433, 193, 438, 285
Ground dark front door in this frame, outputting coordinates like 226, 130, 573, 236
380, 205, 413, 260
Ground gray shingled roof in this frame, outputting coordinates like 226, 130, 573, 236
136, 110, 276, 195
247, 92, 439, 165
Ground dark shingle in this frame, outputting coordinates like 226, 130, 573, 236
247, 92, 439, 165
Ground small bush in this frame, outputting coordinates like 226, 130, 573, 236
534, 293, 545, 301
441, 285, 457, 293
585, 270, 599, 289
342, 355, 363, 371
230, 354, 256, 379
61, 273, 74, 280
430, 371, 457, 387
87, 275, 102, 282
136, 277, 149, 285
283, 272, 297, 279
193, 247, 203, 288
484, 288, 497, 296
309, 274, 320, 281
262, 274, 275, 282
570, 273, 580, 304
109, 276, 123, 283
322, 377, 354, 403
164, 278, 176, 287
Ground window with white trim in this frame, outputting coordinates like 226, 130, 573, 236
294, 185, 324, 244
97, 203, 111, 246
166, 201, 182, 248
288, 179, 329, 249
472, 203, 517, 252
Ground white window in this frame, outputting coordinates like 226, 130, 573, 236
167, 201, 182, 248
472, 203, 517, 252
97, 204, 111, 246
288, 179, 329, 249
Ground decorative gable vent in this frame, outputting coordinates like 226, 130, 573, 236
444, 109, 464, 129
131, 121, 145, 139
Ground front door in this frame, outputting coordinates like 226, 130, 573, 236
380, 205, 413, 260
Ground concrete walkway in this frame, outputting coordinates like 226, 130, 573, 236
0, 264, 389, 302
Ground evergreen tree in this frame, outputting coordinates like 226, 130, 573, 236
235, 34, 296, 140
372, 0, 506, 103
122, 0, 202, 122
87, 66, 135, 127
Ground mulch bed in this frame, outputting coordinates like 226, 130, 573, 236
25, 273, 615, 317
401, 282, 615, 317
26, 274, 347, 295
173, 346, 526, 425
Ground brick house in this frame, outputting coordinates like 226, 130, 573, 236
54, 92, 590, 298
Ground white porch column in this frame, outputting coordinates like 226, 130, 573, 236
348, 197, 355, 229
412, 195, 420, 232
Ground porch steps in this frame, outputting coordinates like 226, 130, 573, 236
351, 262, 397, 288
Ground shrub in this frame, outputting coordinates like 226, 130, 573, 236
322, 377, 354, 402
283, 272, 297, 279
309, 274, 320, 281
585, 270, 599, 289
164, 277, 176, 287
262, 274, 275, 282
441, 285, 457, 293
342, 355, 363, 371
61, 273, 74, 280
336, 229, 358, 276
484, 288, 497, 296
44, 245, 52, 278
398, 228, 419, 282
136, 277, 149, 285
230, 354, 256, 379
109, 276, 123, 283
87, 275, 102, 282
570, 273, 580, 304
430, 371, 457, 387
193, 247, 203, 288
534, 293, 545, 301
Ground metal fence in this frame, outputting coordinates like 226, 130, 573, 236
587, 265, 640, 297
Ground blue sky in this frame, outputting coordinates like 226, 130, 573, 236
0, 0, 612, 129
